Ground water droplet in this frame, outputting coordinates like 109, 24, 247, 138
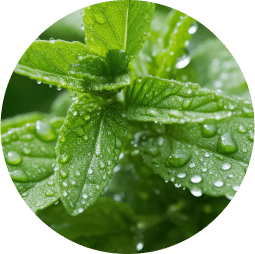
35, 121, 57, 142
83, 194, 88, 199
85, 115, 90, 120
62, 182, 67, 187
59, 154, 70, 164
5, 151, 22, 165
189, 162, 195, 168
88, 168, 93, 174
233, 185, 239, 191
201, 124, 217, 138
217, 132, 237, 154
73, 111, 78, 116
222, 162, 231, 170
166, 153, 191, 168
248, 130, 254, 141
45, 189, 55, 197
175, 53, 191, 69
94, 13, 106, 24
63, 191, 67, 197
81, 24, 84, 30
191, 175, 202, 183
37, 81, 42, 84
214, 180, 224, 187
182, 98, 193, 109
10, 169, 28, 182
177, 173, 186, 178
22, 147, 31, 155
204, 152, 210, 158
49, 38, 55, 43
175, 183, 181, 188
238, 125, 247, 134
21, 192, 28, 197
60, 171, 68, 178
136, 242, 144, 251
146, 146, 158, 156
47, 180, 54, 186
190, 189, 202, 197
78, 208, 84, 213
242, 106, 254, 117
73, 127, 86, 137
188, 22, 198, 34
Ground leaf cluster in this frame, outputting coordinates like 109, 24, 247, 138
1, 1, 254, 252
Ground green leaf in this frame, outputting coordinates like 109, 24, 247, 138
15, 40, 131, 95
38, 197, 138, 239
125, 76, 254, 124
155, 10, 194, 78
2, 116, 65, 212
15, 40, 90, 92
84, 0, 155, 61
38, 196, 150, 253
131, 9, 194, 79
136, 116, 254, 198
176, 38, 249, 98
1, 112, 46, 134
56, 95, 127, 215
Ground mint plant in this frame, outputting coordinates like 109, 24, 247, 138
1, 1, 254, 253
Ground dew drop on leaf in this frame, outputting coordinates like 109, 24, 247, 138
248, 130, 254, 141
238, 125, 247, 134
10, 169, 28, 182
188, 21, 198, 34
175, 53, 191, 69
214, 180, 224, 187
136, 242, 144, 251
22, 147, 31, 155
59, 154, 70, 164
222, 162, 231, 170
73, 127, 86, 137
217, 132, 237, 154
45, 189, 55, 197
177, 172, 186, 178
166, 153, 191, 168
5, 151, 22, 165
60, 171, 68, 178
146, 147, 159, 156
35, 120, 57, 142
182, 98, 193, 109
201, 124, 217, 138
190, 188, 202, 197
191, 175, 202, 183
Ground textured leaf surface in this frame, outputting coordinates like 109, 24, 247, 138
84, 0, 155, 60
125, 77, 254, 124
15, 40, 91, 92
136, 117, 254, 199
56, 95, 127, 215
155, 10, 194, 78
2, 116, 64, 212
1, 112, 46, 134
176, 39, 249, 98
15, 40, 130, 94
131, 9, 194, 79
